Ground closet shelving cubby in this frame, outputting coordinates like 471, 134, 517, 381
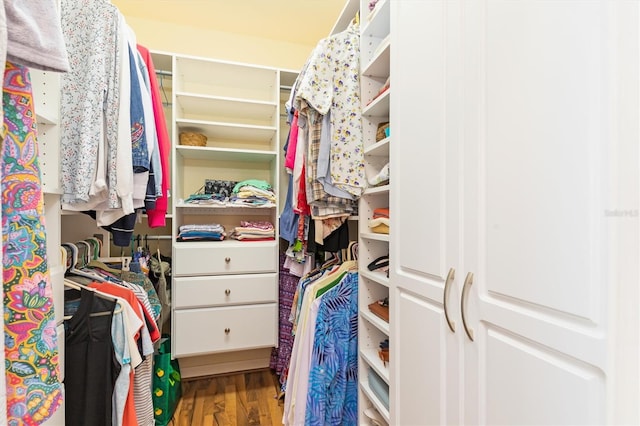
358, 0, 391, 423
169, 54, 283, 375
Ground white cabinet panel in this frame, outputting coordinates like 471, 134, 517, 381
173, 241, 277, 276
173, 273, 277, 308
482, 327, 604, 425
390, 0, 462, 423
395, 289, 459, 426
173, 304, 277, 357
481, 0, 603, 321
461, 1, 625, 424
389, 0, 638, 424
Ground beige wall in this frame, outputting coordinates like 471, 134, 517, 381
125, 16, 313, 71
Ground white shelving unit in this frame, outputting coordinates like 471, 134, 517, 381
169, 53, 286, 377
357, 0, 391, 422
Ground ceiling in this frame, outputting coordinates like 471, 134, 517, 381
112, 0, 349, 47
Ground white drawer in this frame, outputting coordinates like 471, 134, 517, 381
173, 273, 277, 309
173, 241, 277, 276
173, 304, 277, 357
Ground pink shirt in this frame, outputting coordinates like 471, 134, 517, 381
284, 110, 300, 172
137, 44, 171, 228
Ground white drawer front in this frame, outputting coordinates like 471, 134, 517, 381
174, 304, 277, 357
173, 274, 277, 308
174, 242, 277, 276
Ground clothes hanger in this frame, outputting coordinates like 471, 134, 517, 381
314, 260, 357, 298
63, 278, 123, 319
63, 242, 110, 283
87, 259, 125, 276
158, 73, 170, 107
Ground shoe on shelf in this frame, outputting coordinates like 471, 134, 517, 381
364, 407, 385, 426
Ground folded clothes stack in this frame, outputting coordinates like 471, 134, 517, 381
230, 220, 275, 241
228, 179, 276, 208
177, 224, 226, 241
368, 207, 389, 234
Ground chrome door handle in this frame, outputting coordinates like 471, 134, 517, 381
443, 267, 456, 333
461, 272, 474, 341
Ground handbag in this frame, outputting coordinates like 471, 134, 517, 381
153, 336, 182, 426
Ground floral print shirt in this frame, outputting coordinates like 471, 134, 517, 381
60, 0, 124, 209
295, 23, 365, 198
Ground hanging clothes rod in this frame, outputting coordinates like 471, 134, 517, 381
280, 85, 293, 91
155, 69, 173, 77
109, 235, 172, 241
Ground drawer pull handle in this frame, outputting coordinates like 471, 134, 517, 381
224, 328, 230, 334
225, 257, 231, 263
443, 267, 456, 333
461, 272, 474, 342
224, 289, 231, 296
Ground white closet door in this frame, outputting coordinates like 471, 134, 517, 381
460, 1, 637, 424
390, 0, 462, 424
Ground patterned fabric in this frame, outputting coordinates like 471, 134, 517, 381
133, 356, 154, 426
304, 272, 358, 426
120, 270, 162, 325
60, 0, 123, 207
2, 62, 63, 425
295, 23, 365, 199
299, 103, 356, 217
270, 254, 299, 384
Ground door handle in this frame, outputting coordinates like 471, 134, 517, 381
461, 272, 474, 341
443, 267, 456, 333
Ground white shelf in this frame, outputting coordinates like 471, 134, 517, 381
175, 93, 277, 125
361, 309, 390, 335
43, 187, 64, 196
360, 232, 390, 243
174, 239, 277, 250
363, 40, 390, 78
363, 90, 390, 117
175, 204, 276, 216
176, 119, 277, 144
362, 0, 390, 39
329, 0, 359, 36
175, 55, 277, 102
361, 348, 390, 384
363, 184, 390, 196
360, 380, 390, 424
359, 269, 390, 288
36, 113, 57, 125
175, 145, 277, 162
365, 137, 390, 157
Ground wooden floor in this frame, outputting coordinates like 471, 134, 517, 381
170, 369, 285, 426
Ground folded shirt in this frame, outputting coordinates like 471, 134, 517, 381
368, 217, 390, 234
373, 208, 389, 219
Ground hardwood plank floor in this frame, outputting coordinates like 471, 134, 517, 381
170, 369, 284, 426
